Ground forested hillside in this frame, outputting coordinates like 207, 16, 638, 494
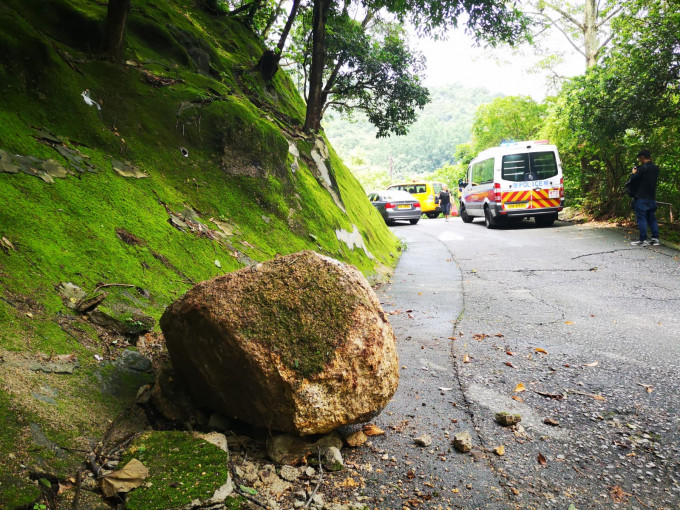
323, 84, 500, 183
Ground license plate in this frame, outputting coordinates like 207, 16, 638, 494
549, 190, 559, 199
397, 204, 411, 209
505, 202, 527, 209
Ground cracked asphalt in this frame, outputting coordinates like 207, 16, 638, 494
346, 217, 680, 509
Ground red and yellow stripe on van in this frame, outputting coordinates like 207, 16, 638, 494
502, 189, 561, 210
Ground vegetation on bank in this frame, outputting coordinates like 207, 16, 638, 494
0, 1, 402, 508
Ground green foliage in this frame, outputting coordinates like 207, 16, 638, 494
291, 12, 430, 137
546, 1, 680, 218
324, 84, 501, 185
380, 0, 531, 46
470, 95, 548, 152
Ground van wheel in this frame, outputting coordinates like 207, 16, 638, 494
460, 204, 473, 223
409, 219, 420, 225
484, 207, 497, 229
535, 214, 557, 227
425, 212, 439, 219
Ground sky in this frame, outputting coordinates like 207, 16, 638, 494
410, 29, 586, 100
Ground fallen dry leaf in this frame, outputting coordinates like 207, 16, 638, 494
462, 354, 471, 363
636, 382, 654, 393
610, 485, 630, 503
583, 361, 599, 367
506, 351, 516, 356
544, 417, 559, 426
473, 333, 489, 341
362, 424, 385, 436
512, 396, 524, 402
514, 383, 526, 393
565, 321, 574, 325
535, 348, 548, 354
494, 333, 504, 338
494, 445, 505, 456
100, 459, 149, 498
505, 362, 516, 368
537, 452, 547, 466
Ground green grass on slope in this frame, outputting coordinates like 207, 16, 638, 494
0, 0, 399, 507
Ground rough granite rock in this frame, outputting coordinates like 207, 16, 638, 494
453, 431, 473, 453
160, 251, 399, 435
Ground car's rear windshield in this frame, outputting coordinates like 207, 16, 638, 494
388, 184, 427, 194
502, 152, 558, 181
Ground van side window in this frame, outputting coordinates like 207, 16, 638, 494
502, 152, 557, 181
471, 158, 494, 184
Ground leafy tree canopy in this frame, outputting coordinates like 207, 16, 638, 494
470, 96, 548, 151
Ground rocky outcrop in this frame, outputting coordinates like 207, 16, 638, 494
160, 250, 399, 435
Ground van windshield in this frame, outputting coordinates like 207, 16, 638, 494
502, 152, 558, 182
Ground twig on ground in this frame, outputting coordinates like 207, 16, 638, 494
71, 468, 82, 510
93, 283, 136, 293
635, 495, 650, 508
304, 449, 324, 509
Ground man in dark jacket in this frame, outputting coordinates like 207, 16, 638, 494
628, 149, 660, 246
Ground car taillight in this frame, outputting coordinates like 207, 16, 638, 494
414, 202, 421, 208
560, 177, 564, 198
385, 202, 395, 209
494, 182, 501, 202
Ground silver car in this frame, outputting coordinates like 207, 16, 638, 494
367, 190, 422, 225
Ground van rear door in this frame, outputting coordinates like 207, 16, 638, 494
500, 151, 561, 211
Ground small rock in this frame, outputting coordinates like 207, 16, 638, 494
344, 430, 368, 447
305, 467, 316, 477
414, 434, 432, 447
495, 412, 521, 426
319, 446, 344, 471
266, 434, 311, 465
453, 431, 472, 453
279, 465, 301, 482
544, 417, 559, 426
315, 431, 344, 450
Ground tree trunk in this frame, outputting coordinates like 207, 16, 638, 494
583, 0, 598, 68
304, 0, 331, 133
255, 0, 301, 82
103, 0, 131, 62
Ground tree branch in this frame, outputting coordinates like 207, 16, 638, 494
541, 12, 586, 58
541, 2, 585, 31
596, 6, 622, 28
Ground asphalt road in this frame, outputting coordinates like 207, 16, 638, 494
348, 216, 680, 509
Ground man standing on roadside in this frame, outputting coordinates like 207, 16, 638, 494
628, 149, 660, 246
439, 185, 452, 222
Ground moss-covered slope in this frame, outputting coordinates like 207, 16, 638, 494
0, 1, 400, 507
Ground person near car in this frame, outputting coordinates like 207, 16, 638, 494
438, 185, 452, 221
628, 149, 660, 246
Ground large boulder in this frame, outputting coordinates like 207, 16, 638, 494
160, 250, 399, 435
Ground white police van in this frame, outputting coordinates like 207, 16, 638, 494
458, 140, 564, 228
